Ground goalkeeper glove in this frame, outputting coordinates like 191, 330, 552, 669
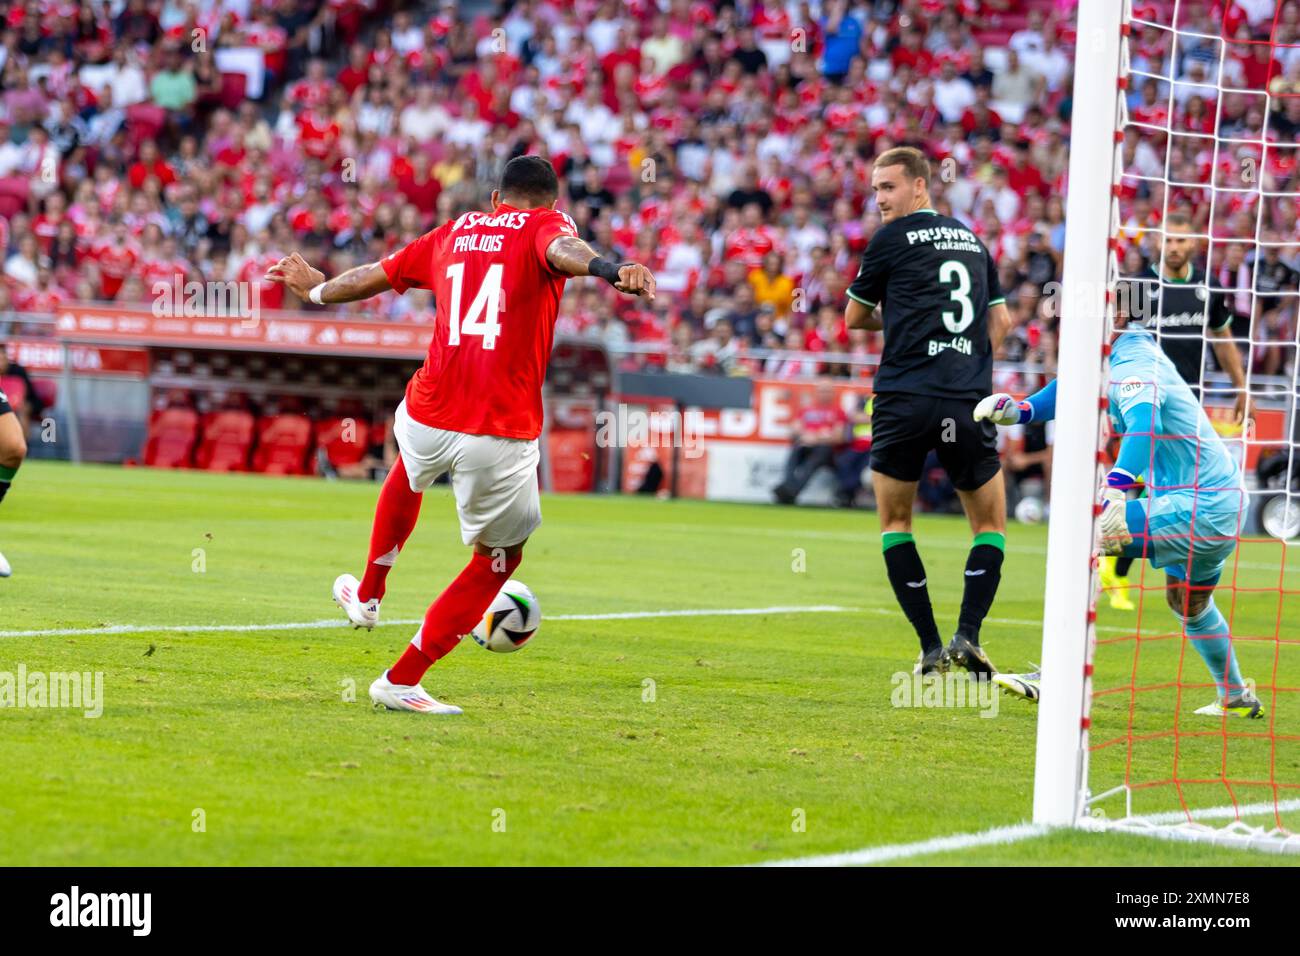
973, 392, 1031, 426
1098, 487, 1133, 555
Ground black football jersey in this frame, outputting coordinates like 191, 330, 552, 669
847, 209, 1005, 400
1119, 266, 1232, 387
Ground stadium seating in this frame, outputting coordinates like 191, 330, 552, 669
252, 414, 314, 476
142, 407, 200, 469
194, 410, 256, 472
315, 417, 372, 473
2, 0, 1289, 465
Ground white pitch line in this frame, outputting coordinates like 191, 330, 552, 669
0, 605, 859, 639
1, 604, 1143, 639
755, 822, 1050, 867
757, 798, 1300, 867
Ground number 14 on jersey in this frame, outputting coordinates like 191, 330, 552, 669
445, 262, 503, 350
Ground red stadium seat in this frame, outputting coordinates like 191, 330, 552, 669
315, 416, 371, 471
31, 378, 57, 409
125, 104, 167, 145
195, 409, 255, 472
252, 414, 314, 475
219, 72, 248, 110
142, 407, 200, 468
0, 375, 27, 408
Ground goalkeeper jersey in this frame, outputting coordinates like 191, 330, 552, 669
1108, 329, 1243, 503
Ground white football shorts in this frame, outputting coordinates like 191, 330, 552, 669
393, 400, 541, 548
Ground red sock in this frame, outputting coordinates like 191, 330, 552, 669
358, 457, 423, 603
387, 550, 522, 686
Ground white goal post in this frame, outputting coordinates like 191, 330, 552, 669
1032, 0, 1123, 828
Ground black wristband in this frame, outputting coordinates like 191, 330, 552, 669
588, 257, 623, 285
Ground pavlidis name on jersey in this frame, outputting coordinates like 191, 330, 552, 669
452, 233, 505, 253
455, 210, 533, 231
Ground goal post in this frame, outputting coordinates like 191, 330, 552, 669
1032, 0, 1126, 828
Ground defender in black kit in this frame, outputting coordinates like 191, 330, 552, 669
844, 147, 1013, 678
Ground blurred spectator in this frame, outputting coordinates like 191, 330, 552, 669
0, 346, 44, 434
690, 317, 740, 375
835, 393, 873, 508
773, 379, 846, 505
748, 252, 795, 317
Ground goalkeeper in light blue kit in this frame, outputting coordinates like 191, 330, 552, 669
974, 317, 1263, 719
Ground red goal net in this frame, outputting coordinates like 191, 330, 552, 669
1076, 0, 1300, 850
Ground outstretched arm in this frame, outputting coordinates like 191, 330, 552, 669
974, 378, 1057, 425
265, 253, 392, 304
545, 235, 655, 300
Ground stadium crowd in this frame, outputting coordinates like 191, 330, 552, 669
0, 0, 1290, 395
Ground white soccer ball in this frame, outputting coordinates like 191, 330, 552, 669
1015, 496, 1045, 524
469, 579, 541, 653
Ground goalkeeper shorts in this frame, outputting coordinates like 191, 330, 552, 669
1136, 491, 1244, 585
393, 399, 541, 549
869, 391, 1002, 492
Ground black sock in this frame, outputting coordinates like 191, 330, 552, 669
0, 462, 14, 505
882, 533, 942, 653
957, 533, 1006, 645
1114, 556, 1134, 577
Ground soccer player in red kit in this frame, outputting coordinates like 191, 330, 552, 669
266, 156, 655, 714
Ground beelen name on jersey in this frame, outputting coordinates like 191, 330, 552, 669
452, 233, 506, 253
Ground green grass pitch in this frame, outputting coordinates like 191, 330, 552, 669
1, 461, 1297, 866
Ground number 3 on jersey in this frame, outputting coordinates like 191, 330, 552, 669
938, 260, 974, 335
445, 262, 503, 349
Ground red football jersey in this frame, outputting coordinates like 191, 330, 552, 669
381, 203, 578, 440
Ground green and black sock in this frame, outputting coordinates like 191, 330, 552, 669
882, 532, 942, 653
1114, 556, 1134, 578
957, 532, 1005, 646
0, 463, 16, 505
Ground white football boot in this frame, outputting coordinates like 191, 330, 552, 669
0, 549, 10, 577
1193, 690, 1263, 719
369, 670, 462, 715
333, 573, 379, 630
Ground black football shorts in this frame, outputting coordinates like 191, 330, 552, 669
869, 391, 1001, 492
0, 387, 10, 417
